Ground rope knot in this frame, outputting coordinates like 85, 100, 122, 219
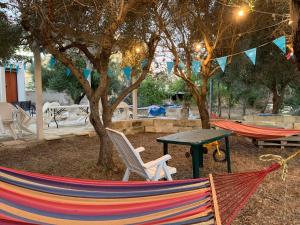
259, 150, 300, 181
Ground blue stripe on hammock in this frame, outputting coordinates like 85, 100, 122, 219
1, 176, 210, 198
1, 196, 211, 221
0, 169, 208, 192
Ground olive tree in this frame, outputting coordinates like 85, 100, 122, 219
15, 0, 159, 170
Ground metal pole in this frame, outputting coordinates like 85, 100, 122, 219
209, 79, 213, 116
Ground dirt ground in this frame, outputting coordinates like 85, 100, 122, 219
0, 133, 299, 225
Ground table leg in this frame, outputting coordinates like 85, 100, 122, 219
225, 136, 232, 173
163, 143, 168, 155
53, 109, 59, 129
191, 145, 200, 178
198, 145, 204, 168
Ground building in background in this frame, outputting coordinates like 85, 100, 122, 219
0, 63, 26, 103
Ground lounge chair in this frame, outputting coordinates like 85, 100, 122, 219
0, 102, 18, 139
106, 128, 176, 181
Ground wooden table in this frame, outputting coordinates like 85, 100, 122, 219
157, 129, 232, 178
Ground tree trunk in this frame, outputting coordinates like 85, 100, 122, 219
242, 101, 246, 116
197, 76, 210, 129
32, 42, 44, 140
88, 98, 114, 171
272, 89, 283, 114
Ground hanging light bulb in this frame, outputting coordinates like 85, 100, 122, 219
135, 47, 141, 53
237, 9, 245, 17
195, 43, 201, 51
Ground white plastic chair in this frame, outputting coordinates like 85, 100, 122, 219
106, 128, 176, 181
15, 106, 34, 135
0, 102, 18, 139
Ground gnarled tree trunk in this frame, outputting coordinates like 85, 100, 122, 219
89, 98, 114, 170
197, 76, 210, 129
271, 89, 284, 114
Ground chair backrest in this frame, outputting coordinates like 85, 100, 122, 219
106, 128, 149, 178
0, 102, 16, 121
42, 102, 50, 113
16, 106, 31, 124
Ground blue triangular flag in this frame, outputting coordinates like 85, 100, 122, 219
216, 56, 227, 72
9, 64, 13, 73
66, 68, 71, 76
123, 66, 132, 80
166, 62, 174, 74
178, 61, 185, 70
49, 56, 56, 67
245, 48, 257, 65
108, 68, 115, 78
4, 63, 6, 71
141, 59, 148, 69
191, 61, 201, 75
273, 36, 286, 54
83, 68, 91, 79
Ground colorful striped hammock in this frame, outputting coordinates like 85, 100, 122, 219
0, 164, 280, 225
212, 120, 300, 139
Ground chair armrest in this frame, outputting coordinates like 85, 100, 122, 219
135, 147, 145, 153
143, 154, 172, 169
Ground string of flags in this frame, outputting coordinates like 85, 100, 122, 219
49, 56, 148, 81
166, 36, 288, 74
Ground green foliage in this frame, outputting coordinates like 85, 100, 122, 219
0, 8, 22, 61
168, 79, 187, 94
138, 76, 167, 107
31, 57, 126, 104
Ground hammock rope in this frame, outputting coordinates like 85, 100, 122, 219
259, 150, 300, 181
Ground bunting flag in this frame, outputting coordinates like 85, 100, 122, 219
83, 68, 91, 79
216, 56, 227, 72
178, 61, 185, 70
4, 63, 6, 71
273, 36, 286, 54
9, 64, 12, 73
141, 59, 148, 69
166, 61, 174, 74
191, 60, 201, 75
108, 68, 115, 78
16, 65, 19, 74
123, 66, 132, 80
66, 68, 71, 76
49, 56, 56, 67
244, 48, 257, 65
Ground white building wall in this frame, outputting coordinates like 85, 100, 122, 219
0, 67, 6, 102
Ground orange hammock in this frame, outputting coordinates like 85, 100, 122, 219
212, 120, 300, 140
